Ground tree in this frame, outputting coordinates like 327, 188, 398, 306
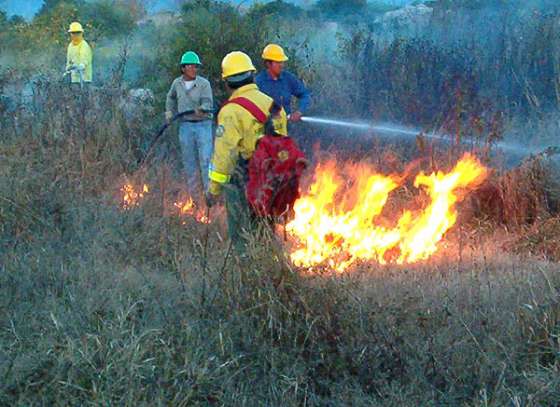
9, 15, 26, 25
114, 0, 148, 21
37, 0, 82, 16
82, 0, 139, 37
314, 0, 367, 17
247, 0, 305, 20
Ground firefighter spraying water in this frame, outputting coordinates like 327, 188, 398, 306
117, 43, 528, 269
206, 51, 306, 255
123, 46, 495, 267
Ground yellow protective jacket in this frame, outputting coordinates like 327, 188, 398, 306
208, 83, 288, 195
66, 39, 93, 83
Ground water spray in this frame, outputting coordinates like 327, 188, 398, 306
300, 116, 420, 137
299, 115, 555, 165
300, 115, 452, 143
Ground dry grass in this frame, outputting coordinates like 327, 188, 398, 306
1, 77, 559, 406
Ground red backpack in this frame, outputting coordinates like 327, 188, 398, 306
222, 97, 307, 217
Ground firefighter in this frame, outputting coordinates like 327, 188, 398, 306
255, 44, 311, 123
66, 22, 93, 85
165, 51, 214, 204
206, 51, 287, 253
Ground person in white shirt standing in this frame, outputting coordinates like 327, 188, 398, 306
165, 51, 214, 206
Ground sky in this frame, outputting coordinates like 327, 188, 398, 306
2, 0, 418, 19
2, 0, 43, 18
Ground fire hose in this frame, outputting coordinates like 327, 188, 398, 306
136, 109, 214, 170
63, 64, 85, 89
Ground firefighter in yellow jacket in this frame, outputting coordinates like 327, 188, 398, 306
207, 51, 287, 253
66, 22, 93, 84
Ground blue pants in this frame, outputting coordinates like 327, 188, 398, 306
178, 121, 213, 198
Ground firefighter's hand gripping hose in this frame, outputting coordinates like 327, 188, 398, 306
136, 108, 215, 170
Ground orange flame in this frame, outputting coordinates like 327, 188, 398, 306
119, 183, 209, 223
174, 198, 195, 214
121, 183, 149, 209
174, 198, 211, 224
287, 154, 488, 271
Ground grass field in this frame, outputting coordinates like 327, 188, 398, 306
1, 81, 559, 406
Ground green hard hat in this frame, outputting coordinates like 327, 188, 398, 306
181, 51, 201, 65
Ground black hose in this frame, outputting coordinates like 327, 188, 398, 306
136, 109, 213, 169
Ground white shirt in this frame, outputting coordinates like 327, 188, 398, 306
183, 79, 195, 92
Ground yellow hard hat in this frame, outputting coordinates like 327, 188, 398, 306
68, 22, 84, 33
221, 51, 256, 79
262, 44, 288, 62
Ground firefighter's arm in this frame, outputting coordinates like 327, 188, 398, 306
272, 106, 288, 136
66, 45, 72, 70
82, 43, 92, 71
292, 75, 311, 114
208, 110, 242, 196
165, 80, 177, 115
199, 80, 214, 115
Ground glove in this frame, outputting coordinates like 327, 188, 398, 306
195, 108, 211, 119
206, 181, 222, 207
165, 111, 173, 123
289, 111, 303, 122
64, 64, 76, 75
205, 191, 219, 208
208, 180, 222, 196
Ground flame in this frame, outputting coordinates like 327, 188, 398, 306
119, 182, 210, 223
174, 198, 195, 214
174, 198, 211, 224
287, 154, 488, 271
121, 183, 149, 209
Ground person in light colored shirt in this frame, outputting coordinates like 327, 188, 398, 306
165, 51, 214, 205
66, 22, 92, 84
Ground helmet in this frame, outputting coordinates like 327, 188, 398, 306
262, 44, 288, 62
181, 51, 201, 65
221, 51, 256, 79
68, 22, 84, 33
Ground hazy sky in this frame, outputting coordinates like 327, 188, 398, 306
2, 0, 418, 19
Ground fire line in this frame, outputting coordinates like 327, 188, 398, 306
286, 153, 488, 271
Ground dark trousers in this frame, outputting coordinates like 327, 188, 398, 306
223, 160, 258, 254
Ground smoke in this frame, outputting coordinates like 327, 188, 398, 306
3, 0, 560, 165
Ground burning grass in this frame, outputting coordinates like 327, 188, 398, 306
288, 153, 488, 270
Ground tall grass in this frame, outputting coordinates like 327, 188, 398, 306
1, 72, 560, 405
2, 2, 560, 404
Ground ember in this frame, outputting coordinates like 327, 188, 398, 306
120, 183, 209, 223
121, 183, 149, 209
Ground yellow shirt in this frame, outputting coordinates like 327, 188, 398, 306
66, 39, 93, 83
208, 83, 288, 194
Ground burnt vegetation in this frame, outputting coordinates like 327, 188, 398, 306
1, 0, 560, 405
